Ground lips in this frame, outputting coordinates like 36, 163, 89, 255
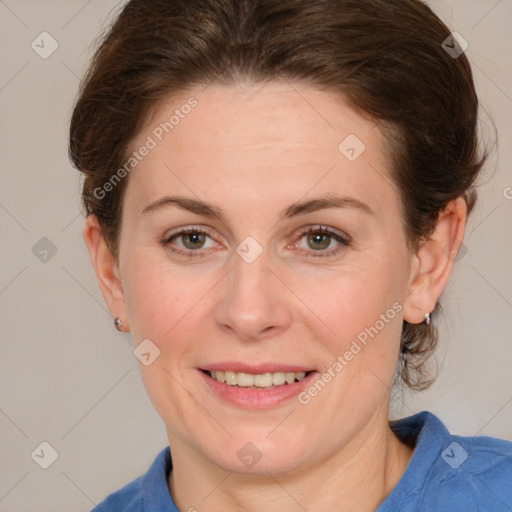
206, 369, 310, 388
199, 366, 318, 409
201, 362, 314, 374
197, 361, 317, 407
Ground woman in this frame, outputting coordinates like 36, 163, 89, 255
69, 0, 512, 510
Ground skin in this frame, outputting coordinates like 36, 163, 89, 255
83, 81, 467, 511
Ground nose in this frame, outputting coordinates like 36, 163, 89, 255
213, 250, 293, 342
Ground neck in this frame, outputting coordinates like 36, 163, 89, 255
167, 406, 414, 512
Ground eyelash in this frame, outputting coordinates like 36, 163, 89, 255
296, 226, 351, 258
160, 225, 351, 259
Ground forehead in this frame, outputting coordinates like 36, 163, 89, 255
124, 81, 396, 215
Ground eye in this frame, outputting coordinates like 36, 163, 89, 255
162, 226, 218, 257
176, 231, 209, 250
303, 231, 333, 250
294, 226, 351, 257
161, 225, 350, 259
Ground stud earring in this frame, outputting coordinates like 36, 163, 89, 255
114, 317, 123, 331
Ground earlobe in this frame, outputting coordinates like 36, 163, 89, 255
403, 197, 467, 324
82, 215, 130, 330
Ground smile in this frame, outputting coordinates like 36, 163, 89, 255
199, 364, 318, 408
206, 370, 309, 388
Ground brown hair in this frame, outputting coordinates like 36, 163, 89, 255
69, 0, 487, 390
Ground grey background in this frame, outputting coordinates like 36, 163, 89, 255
0, 0, 511, 510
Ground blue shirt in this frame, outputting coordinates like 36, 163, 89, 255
91, 411, 512, 511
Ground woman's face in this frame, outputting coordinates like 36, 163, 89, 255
115, 81, 417, 473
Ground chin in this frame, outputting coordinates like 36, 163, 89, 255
200, 433, 314, 476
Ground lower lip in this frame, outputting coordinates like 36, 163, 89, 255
199, 370, 318, 409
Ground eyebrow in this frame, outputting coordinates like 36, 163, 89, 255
141, 196, 227, 222
141, 194, 374, 220
282, 195, 374, 218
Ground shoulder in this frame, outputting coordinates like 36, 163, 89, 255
384, 411, 512, 512
383, 411, 512, 511
91, 475, 144, 512
425, 429, 512, 510
90, 447, 172, 512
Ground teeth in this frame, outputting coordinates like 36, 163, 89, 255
224, 371, 237, 385
254, 373, 273, 387
209, 370, 308, 387
272, 372, 286, 386
237, 372, 254, 386
285, 372, 295, 384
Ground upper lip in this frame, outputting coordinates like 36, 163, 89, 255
200, 362, 314, 374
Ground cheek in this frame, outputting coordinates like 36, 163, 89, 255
121, 257, 208, 424
287, 255, 406, 405
290, 258, 404, 348
122, 252, 189, 341
122, 251, 223, 361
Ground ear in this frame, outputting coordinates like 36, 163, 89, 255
403, 197, 467, 324
82, 215, 130, 332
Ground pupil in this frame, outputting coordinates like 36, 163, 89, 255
308, 232, 330, 250
183, 232, 205, 249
